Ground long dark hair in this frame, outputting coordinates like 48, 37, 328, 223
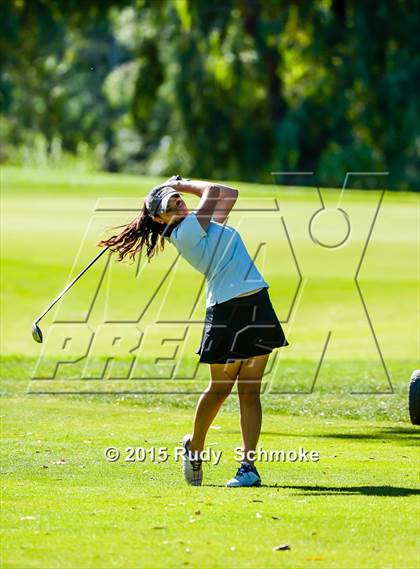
98, 205, 169, 262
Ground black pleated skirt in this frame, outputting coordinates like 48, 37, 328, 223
195, 287, 289, 364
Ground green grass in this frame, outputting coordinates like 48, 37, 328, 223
2, 166, 419, 361
1, 396, 419, 568
1, 166, 419, 568
0, 356, 416, 422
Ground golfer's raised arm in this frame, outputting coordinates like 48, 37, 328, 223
173, 179, 238, 229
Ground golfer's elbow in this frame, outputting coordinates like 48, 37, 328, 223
208, 184, 221, 199
211, 184, 238, 200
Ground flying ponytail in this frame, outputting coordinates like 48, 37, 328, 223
97, 204, 168, 262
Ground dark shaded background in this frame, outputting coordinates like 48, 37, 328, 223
1, 0, 419, 189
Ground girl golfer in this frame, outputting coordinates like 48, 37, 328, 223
99, 176, 289, 487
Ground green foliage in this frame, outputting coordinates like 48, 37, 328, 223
1, 1, 419, 189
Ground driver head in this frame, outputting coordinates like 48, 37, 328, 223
32, 323, 43, 343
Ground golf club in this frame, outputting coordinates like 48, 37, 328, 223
31, 246, 110, 343
31, 175, 188, 343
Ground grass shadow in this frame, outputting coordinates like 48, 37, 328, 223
281, 485, 420, 497
202, 484, 420, 495
260, 426, 420, 444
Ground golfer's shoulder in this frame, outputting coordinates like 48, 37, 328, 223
171, 213, 206, 243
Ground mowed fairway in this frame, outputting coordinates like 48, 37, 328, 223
1, 167, 419, 568
1, 399, 419, 569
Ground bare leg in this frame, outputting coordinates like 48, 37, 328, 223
189, 360, 242, 454
237, 354, 269, 466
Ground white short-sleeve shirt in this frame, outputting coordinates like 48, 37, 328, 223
170, 213, 268, 307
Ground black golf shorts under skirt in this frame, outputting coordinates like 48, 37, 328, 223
195, 287, 289, 364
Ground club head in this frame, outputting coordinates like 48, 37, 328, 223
32, 322, 43, 343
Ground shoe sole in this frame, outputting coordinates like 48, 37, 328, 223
226, 480, 261, 488
181, 434, 203, 486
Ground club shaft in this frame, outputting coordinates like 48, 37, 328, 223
35, 247, 110, 324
